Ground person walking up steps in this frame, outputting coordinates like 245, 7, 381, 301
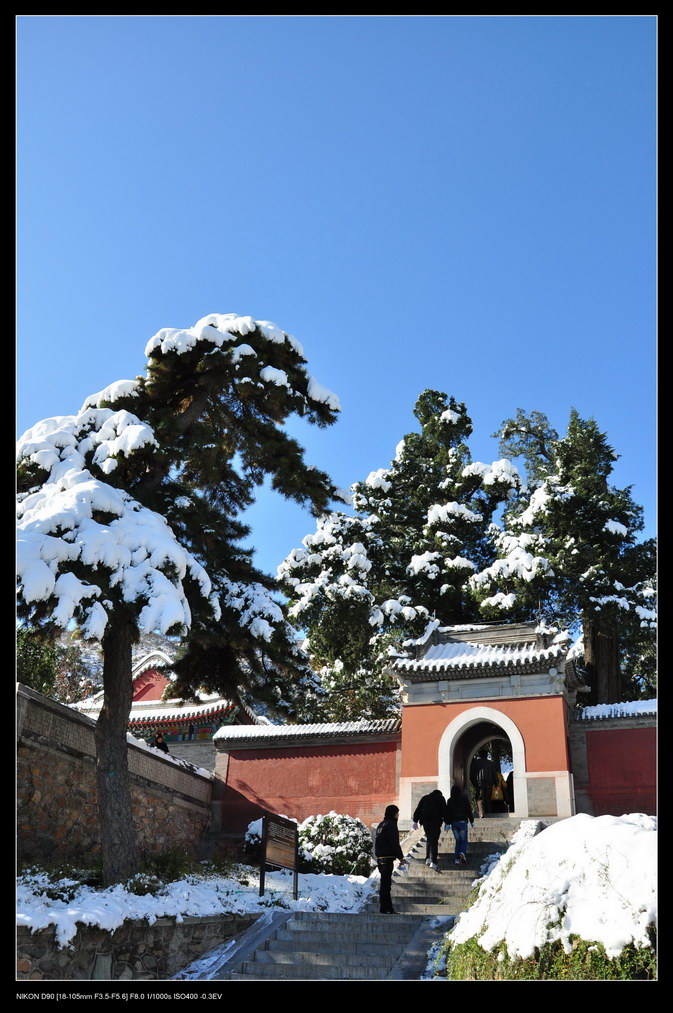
412, 788, 446, 871
374, 805, 407, 914
444, 784, 474, 865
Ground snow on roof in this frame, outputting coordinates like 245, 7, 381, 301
131, 650, 174, 678
394, 639, 567, 676
213, 718, 401, 743
73, 689, 236, 724
126, 698, 237, 725
577, 699, 657, 721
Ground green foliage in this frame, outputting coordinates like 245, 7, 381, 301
137, 846, 196, 883
280, 389, 520, 719
486, 407, 656, 702
244, 812, 374, 877
298, 812, 374, 876
434, 932, 656, 981
16, 628, 58, 696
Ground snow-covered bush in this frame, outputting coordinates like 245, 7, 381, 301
432, 814, 657, 981
243, 811, 374, 876
298, 812, 373, 876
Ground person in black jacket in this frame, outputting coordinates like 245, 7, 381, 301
443, 784, 474, 865
152, 732, 169, 754
412, 789, 446, 871
469, 748, 497, 818
374, 805, 407, 914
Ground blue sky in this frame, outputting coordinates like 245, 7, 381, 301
17, 15, 656, 576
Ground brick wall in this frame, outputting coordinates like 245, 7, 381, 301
17, 685, 215, 865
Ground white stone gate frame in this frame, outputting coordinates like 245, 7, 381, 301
437, 706, 529, 818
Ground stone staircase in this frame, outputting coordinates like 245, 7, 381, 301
362, 817, 520, 917
197, 817, 525, 981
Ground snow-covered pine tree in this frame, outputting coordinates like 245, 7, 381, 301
278, 511, 430, 720
17, 313, 340, 882
469, 408, 656, 704
279, 390, 522, 719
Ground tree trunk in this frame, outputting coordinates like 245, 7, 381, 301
95, 614, 139, 885
583, 617, 622, 705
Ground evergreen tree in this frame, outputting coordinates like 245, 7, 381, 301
279, 390, 521, 719
17, 312, 339, 882
470, 408, 656, 703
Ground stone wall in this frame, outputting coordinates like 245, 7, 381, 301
17, 913, 258, 980
17, 685, 215, 865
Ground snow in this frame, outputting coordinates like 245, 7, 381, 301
395, 638, 568, 674
16, 866, 373, 949
81, 379, 140, 410
604, 519, 629, 537
447, 814, 656, 961
427, 502, 483, 526
462, 459, 520, 488
142, 314, 340, 413
306, 376, 341, 412
213, 718, 400, 742
578, 698, 656, 721
259, 365, 290, 388
17, 409, 216, 639
365, 468, 392, 492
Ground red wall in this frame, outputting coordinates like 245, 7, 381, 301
585, 726, 656, 816
132, 668, 170, 702
218, 740, 400, 832
401, 696, 570, 776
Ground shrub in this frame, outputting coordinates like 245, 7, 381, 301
243, 811, 374, 876
434, 931, 656, 981
298, 811, 373, 876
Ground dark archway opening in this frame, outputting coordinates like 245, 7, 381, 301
451, 720, 514, 814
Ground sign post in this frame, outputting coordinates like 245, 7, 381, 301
259, 814, 299, 901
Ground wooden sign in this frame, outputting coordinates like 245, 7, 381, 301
259, 814, 299, 901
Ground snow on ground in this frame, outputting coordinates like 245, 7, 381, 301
447, 813, 656, 961
16, 866, 374, 949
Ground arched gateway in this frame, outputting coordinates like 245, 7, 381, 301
391, 621, 585, 820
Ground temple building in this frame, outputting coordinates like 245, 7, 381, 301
211, 621, 656, 831
74, 650, 255, 768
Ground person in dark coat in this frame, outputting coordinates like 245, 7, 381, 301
469, 748, 497, 818
153, 732, 169, 754
374, 804, 407, 914
444, 784, 474, 865
505, 770, 515, 812
412, 789, 446, 871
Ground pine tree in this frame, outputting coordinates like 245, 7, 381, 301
279, 390, 521, 719
470, 408, 656, 703
17, 312, 339, 882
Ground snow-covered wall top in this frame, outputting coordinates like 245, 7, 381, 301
577, 699, 657, 721
213, 718, 401, 743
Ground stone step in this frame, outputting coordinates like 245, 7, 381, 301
255, 947, 402, 968
230, 962, 391, 980
269, 932, 414, 955
286, 911, 422, 928
276, 923, 423, 944
224, 911, 427, 980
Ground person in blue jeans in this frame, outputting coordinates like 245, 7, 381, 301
444, 784, 474, 865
